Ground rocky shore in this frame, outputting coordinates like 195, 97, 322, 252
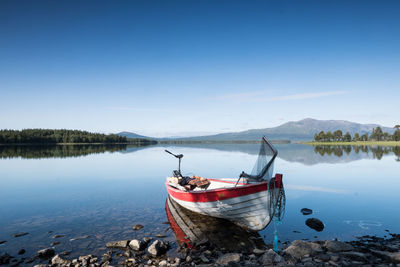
1, 233, 400, 266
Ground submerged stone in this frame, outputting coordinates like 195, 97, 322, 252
306, 218, 324, 232
301, 208, 313, 215
106, 240, 128, 249
12, 232, 29, 238
0, 253, 12, 265
37, 247, 55, 258
133, 224, 144, 230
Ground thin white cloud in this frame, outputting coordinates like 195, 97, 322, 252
210, 90, 348, 102
106, 106, 172, 112
265, 91, 348, 102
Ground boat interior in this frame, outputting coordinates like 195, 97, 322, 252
167, 177, 250, 192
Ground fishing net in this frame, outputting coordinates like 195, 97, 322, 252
240, 137, 278, 182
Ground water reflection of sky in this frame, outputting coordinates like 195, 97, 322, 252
0, 144, 399, 258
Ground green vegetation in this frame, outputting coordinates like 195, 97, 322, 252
313, 145, 400, 161
305, 141, 400, 146
159, 140, 290, 144
0, 144, 128, 159
0, 129, 128, 144
310, 126, 400, 145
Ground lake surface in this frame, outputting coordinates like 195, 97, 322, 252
0, 143, 399, 261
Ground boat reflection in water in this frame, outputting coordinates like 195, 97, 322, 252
165, 185, 285, 253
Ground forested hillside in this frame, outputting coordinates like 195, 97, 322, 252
0, 129, 127, 144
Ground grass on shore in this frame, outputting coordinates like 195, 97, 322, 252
301, 141, 400, 146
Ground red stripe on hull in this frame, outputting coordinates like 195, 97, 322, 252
165, 199, 193, 248
166, 180, 269, 203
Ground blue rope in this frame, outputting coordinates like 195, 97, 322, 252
273, 213, 282, 252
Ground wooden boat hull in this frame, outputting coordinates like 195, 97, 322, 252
166, 174, 283, 231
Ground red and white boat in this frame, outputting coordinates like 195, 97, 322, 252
165, 137, 285, 231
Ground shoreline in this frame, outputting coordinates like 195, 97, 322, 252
0, 142, 154, 146
1, 233, 400, 266
301, 141, 400, 146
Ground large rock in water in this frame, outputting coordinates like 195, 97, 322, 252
147, 240, 168, 256
283, 240, 322, 259
305, 218, 324, 232
324, 240, 354, 252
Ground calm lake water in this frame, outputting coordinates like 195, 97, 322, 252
0, 144, 399, 260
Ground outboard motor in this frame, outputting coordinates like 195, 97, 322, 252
165, 150, 184, 177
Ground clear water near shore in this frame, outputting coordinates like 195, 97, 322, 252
0, 144, 399, 260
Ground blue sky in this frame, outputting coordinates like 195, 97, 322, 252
1, 0, 399, 137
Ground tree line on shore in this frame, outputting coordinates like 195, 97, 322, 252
0, 129, 133, 144
0, 144, 128, 159
313, 126, 400, 142
313, 144, 400, 161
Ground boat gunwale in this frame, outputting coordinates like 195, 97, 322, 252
165, 177, 278, 203
165, 178, 270, 195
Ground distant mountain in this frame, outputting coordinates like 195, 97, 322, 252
117, 131, 154, 140
117, 119, 395, 142
161, 118, 395, 141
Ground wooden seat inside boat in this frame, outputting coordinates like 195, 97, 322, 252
168, 177, 249, 192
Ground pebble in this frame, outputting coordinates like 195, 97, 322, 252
106, 240, 129, 249
133, 224, 144, 230
283, 240, 322, 259
324, 240, 354, 252
69, 235, 90, 241
159, 259, 167, 267
200, 254, 209, 263
52, 234, 65, 238
37, 247, 55, 258
51, 254, 71, 265
216, 253, 241, 265
129, 239, 145, 251
301, 208, 313, 215
330, 255, 340, 261
147, 240, 168, 257
12, 232, 29, 238
253, 248, 265, 255
155, 234, 166, 238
